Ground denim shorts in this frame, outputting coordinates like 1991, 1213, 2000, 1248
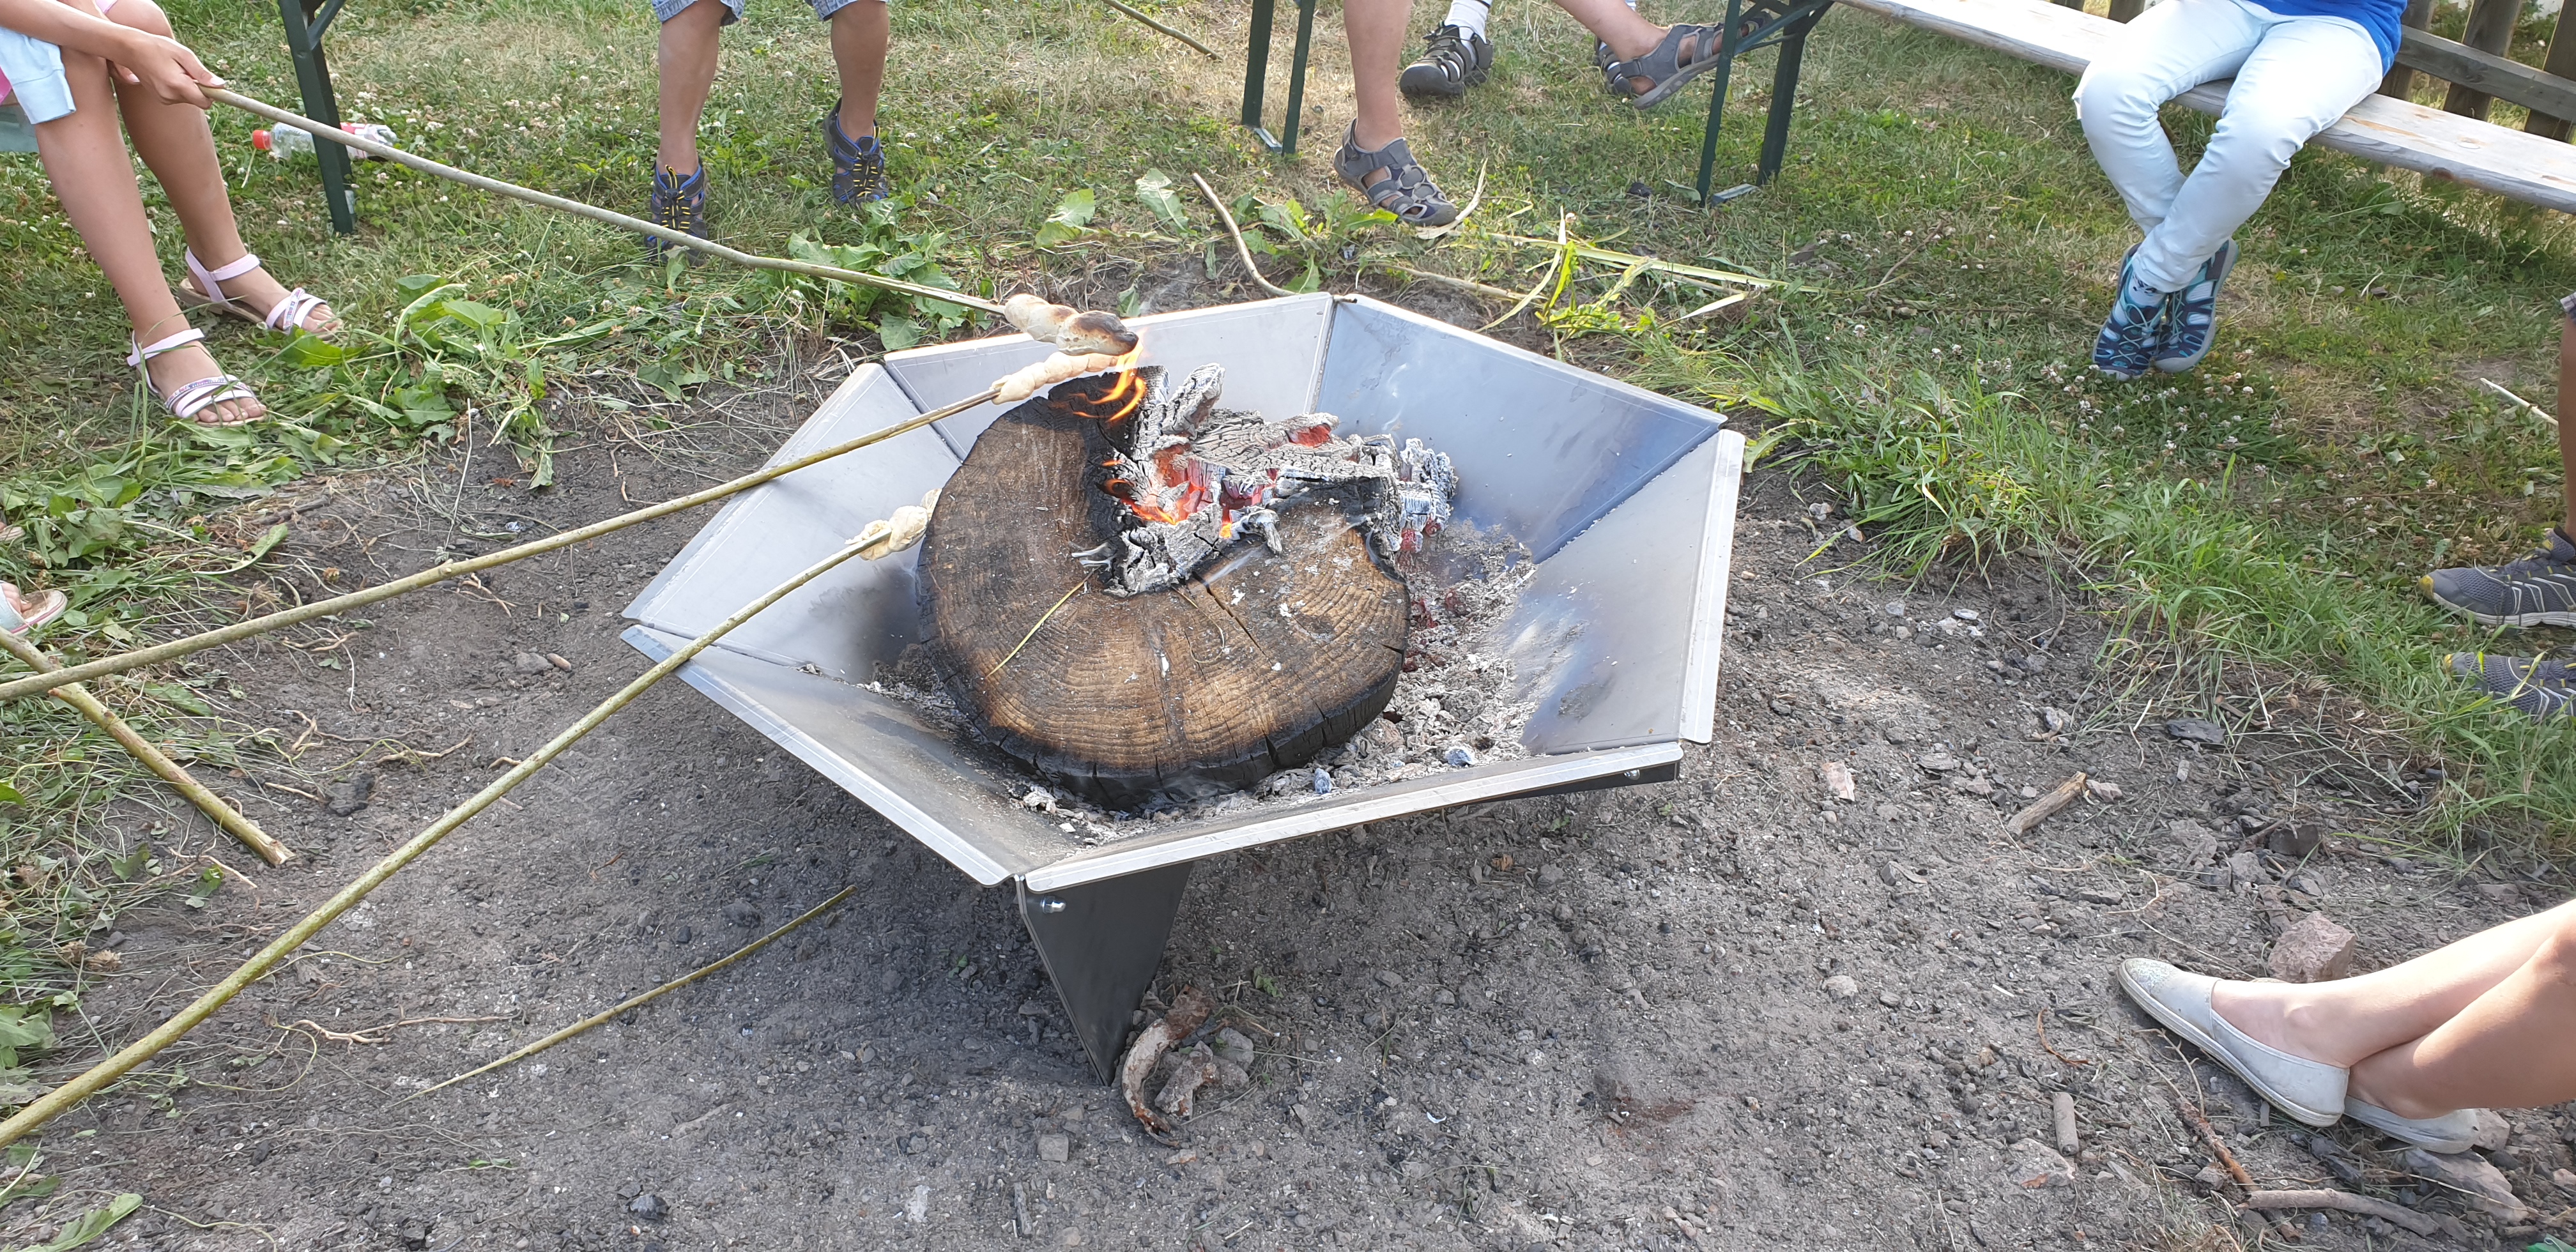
650, 0, 876, 26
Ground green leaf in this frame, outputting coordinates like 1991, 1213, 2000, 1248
877, 314, 921, 351
0, 782, 22, 805
276, 333, 349, 369
437, 300, 509, 329
392, 273, 448, 303
1135, 170, 1189, 234
0, 1172, 57, 1210
1034, 188, 1097, 248
24, 1192, 141, 1251
0, 1009, 54, 1051
144, 684, 211, 716
216, 523, 289, 573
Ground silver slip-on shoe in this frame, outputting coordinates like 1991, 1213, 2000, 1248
2344, 1099, 2479, 1152
2117, 958, 2347, 1127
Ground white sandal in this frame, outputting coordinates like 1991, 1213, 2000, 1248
178, 250, 337, 337
128, 328, 263, 427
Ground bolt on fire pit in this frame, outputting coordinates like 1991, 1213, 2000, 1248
622, 294, 1745, 1078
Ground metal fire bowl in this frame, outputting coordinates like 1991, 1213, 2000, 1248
623, 294, 1744, 1076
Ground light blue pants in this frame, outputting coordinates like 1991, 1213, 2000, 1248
2075, 0, 2383, 292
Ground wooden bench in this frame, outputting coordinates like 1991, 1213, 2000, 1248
1838, 0, 2576, 213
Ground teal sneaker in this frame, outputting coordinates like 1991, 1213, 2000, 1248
2153, 239, 2239, 374
2092, 245, 2171, 382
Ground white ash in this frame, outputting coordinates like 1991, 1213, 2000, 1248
1078, 363, 1455, 598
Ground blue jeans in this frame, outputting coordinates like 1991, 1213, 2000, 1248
2076, 0, 2383, 292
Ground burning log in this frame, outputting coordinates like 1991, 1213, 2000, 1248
917, 365, 1423, 809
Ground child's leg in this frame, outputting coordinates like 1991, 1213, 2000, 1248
1554, 0, 1663, 63
2131, 13, 2380, 291
94, 0, 334, 334
824, 0, 886, 137
1347, 0, 1411, 153
656, 0, 728, 173
2074, 0, 2266, 250
31, 34, 259, 422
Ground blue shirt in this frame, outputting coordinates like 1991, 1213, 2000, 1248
2256, 0, 2406, 71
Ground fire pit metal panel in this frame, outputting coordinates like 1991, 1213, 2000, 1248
880, 294, 1335, 457
622, 294, 1742, 896
1314, 299, 1721, 560
624, 367, 955, 683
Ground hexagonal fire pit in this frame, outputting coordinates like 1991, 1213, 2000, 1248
622, 294, 1744, 1078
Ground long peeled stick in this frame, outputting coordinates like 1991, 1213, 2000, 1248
206, 88, 1001, 315
0, 631, 292, 866
402, 885, 855, 1103
0, 536, 880, 1150
0, 386, 996, 706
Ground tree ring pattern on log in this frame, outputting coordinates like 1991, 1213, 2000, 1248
917, 374, 1409, 810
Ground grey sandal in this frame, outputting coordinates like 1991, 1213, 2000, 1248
1607, 23, 1728, 109
1333, 123, 1460, 228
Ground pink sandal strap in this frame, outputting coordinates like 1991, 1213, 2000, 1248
162, 372, 257, 424
126, 326, 206, 368
264, 287, 328, 333
185, 250, 266, 314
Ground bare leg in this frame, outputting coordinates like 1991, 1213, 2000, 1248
2349, 915, 2576, 1117
1347, 0, 1411, 159
827, 0, 888, 137
97, 0, 335, 335
657, 0, 727, 173
2211, 897, 2576, 1067
32, 38, 260, 422
1555, 0, 1666, 60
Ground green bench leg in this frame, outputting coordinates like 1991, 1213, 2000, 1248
1756, 9, 1824, 184
1239, 0, 1317, 156
1695, 0, 1836, 203
277, 0, 356, 235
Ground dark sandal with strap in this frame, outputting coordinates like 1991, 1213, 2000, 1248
648, 163, 708, 262
823, 103, 889, 206
1606, 23, 1728, 109
1332, 123, 1459, 228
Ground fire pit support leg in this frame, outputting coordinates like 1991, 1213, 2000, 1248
1018, 862, 1195, 1082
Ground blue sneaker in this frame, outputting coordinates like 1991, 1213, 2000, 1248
2154, 239, 2239, 374
2092, 245, 2172, 381
823, 103, 888, 205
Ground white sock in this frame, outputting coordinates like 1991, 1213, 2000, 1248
1440, 0, 1489, 38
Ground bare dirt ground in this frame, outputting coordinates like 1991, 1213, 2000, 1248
10, 298, 2570, 1252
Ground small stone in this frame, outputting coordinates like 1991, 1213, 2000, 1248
1820, 761, 1856, 802
2269, 822, 2325, 859
2226, 850, 2265, 892
721, 901, 762, 928
673, 926, 692, 945
512, 652, 553, 675
1769, 698, 1796, 716
1916, 753, 1959, 773
2006, 1139, 2074, 1189
2016, 653, 2048, 674
1952, 609, 1979, 622
2165, 717, 2227, 746
1036, 1133, 1071, 1164
1443, 745, 1476, 768
2404, 1149, 2528, 1220
1878, 991, 1903, 1007
544, 653, 572, 671
2551, 1168, 2576, 1197
628, 1194, 668, 1222
2040, 707, 2070, 734
2084, 779, 2122, 803
326, 772, 376, 817
2077, 887, 2122, 906
1951, 775, 1995, 798
2171, 820, 2221, 868
1372, 969, 1404, 989
1017, 999, 1051, 1018
1822, 974, 1860, 1000
905, 1185, 931, 1224
1211, 1028, 1256, 1069
2277, 917, 2359, 984
1883, 600, 1907, 618
2474, 1109, 2513, 1151
1311, 768, 1332, 795
1537, 865, 1564, 887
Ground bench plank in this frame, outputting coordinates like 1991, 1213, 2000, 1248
1839, 0, 2576, 214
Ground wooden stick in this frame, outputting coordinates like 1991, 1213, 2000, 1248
1377, 264, 1522, 303
1098, 0, 1217, 57
0, 630, 291, 866
1193, 173, 1294, 300
0, 388, 999, 706
208, 89, 1000, 314
2245, 1190, 2441, 1237
400, 885, 855, 1101
0, 537, 881, 1151
2172, 1095, 2302, 1241
2004, 772, 2088, 837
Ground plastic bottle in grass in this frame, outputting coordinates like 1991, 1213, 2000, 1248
253, 123, 395, 160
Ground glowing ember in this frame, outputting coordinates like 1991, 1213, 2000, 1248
1061, 363, 1455, 597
